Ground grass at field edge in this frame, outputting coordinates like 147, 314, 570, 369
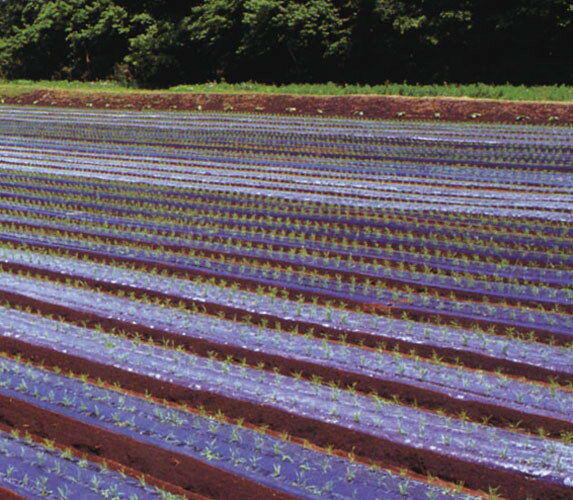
0, 79, 572, 102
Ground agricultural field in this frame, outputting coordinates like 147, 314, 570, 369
0, 105, 571, 499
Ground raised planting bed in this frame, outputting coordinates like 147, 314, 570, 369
0, 309, 572, 499
1, 167, 571, 238
1, 196, 572, 288
0, 174, 571, 267
0, 106, 571, 499
0, 426, 189, 499
0, 230, 571, 343
0, 212, 571, 312
1, 173, 572, 249
0, 247, 571, 386
0, 355, 480, 500
0, 272, 571, 437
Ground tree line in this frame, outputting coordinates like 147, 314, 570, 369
0, 0, 570, 88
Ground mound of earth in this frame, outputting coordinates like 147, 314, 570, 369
2, 89, 572, 125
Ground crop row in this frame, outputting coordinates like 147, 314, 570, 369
1, 214, 570, 311
1, 108, 571, 170
2, 270, 573, 429
1, 307, 571, 499
2, 153, 571, 220
0, 228, 569, 343
0, 246, 571, 382
2, 175, 571, 257
0, 106, 571, 499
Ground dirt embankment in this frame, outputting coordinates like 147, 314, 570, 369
1, 89, 572, 124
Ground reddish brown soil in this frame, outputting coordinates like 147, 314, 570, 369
3, 231, 568, 348
3, 278, 571, 439
0, 422, 202, 500
2, 89, 572, 125
0, 332, 571, 500
0, 487, 27, 500
1, 87, 571, 500
0, 393, 296, 500
2, 243, 571, 389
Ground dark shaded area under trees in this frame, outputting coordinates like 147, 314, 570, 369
0, 0, 570, 88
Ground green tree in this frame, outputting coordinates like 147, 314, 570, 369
0, 0, 74, 79
0, 0, 130, 80
238, 0, 350, 82
123, 14, 182, 87
372, 0, 474, 82
182, 0, 244, 81
468, 0, 573, 84
0, 0, 570, 85
66, 0, 130, 80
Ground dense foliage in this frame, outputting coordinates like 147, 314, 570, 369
0, 0, 571, 87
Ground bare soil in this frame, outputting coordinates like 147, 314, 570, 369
0, 487, 27, 500
1, 88, 571, 500
0, 333, 571, 500
2, 274, 571, 439
2, 242, 570, 387
2, 89, 572, 125
0, 393, 290, 500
